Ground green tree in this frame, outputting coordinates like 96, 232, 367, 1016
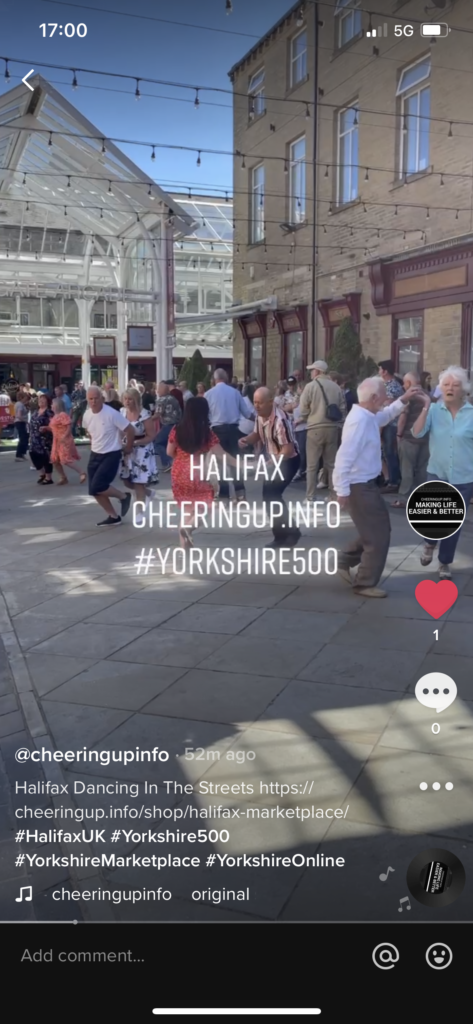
178, 349, 212, 395
327, 317, 378, 387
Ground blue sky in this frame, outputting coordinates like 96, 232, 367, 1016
1, 0, 294, 194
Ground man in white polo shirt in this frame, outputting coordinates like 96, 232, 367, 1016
83, 385, 135, 526
333, 376, 421, 598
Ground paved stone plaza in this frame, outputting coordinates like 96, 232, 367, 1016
1, 450, 473, 922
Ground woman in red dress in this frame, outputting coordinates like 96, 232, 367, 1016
167, 397, 235, 548
43, 398, 86, 485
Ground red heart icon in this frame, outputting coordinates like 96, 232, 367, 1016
415, 580, 458, 619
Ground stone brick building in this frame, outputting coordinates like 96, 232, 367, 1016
229, 1, 316, 385
230, 0, 473, 386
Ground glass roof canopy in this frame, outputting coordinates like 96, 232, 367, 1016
171, 195, 233, 354
0, 76, 194, 277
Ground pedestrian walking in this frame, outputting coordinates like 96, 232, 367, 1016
333, 376, 421, 598
412, 365, 473, 579
29, 394, 54, 485
298, 360, 345, 499
82, 385, 135, 526
378, 360, 404, 491
152, 381, 182, 472
205, 368, 254, 503
14, 389, 29, 462
166, 397, 235, 548
239, 387, 301, 548
119, 387, 157, 526
71, 380, 87, 437
47, 398, 86, 485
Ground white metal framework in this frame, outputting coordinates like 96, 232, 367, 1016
172, 195, 233, 359
0, 75, 194, 389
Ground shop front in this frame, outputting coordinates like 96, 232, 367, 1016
274, 306, 308, 380
369, 243, 473, 376
317, 293, 361, 356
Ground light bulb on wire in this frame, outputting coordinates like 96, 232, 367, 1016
226, 0, 233, 13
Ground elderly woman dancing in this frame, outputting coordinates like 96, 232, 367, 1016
412, 365, 473, 579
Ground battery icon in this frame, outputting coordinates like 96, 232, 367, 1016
421, 23, 450, 36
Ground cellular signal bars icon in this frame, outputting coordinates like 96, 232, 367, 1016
366, 23, 388, 37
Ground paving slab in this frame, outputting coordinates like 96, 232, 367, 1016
200, 635, 324, 678
17, 591, 126, 622
297, 644, 426, 692
109, 627, 230, 668
43, 661, 185, 711
240, 608, 350, 642
84, 597, 192, 628
253, 679, 401, 746
41, 700, 132, 749
11, 612, 83, 651
28, 622, 151, 659
160, 603, 264, 635
24, 654, 99, 695
198, 580, 297, 608
141, 668, 288, 724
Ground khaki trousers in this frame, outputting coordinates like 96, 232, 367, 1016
338, 481, 391, 588
306, 425, 339, 499
398, 439, 429, 498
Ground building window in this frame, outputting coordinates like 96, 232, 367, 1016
290, 29, 307, 86
251, 164, 265, 243
397, 57, 431, 176
289, 137, 306, 223
248, 68, 265, 119
249, 337, 263, 382
337, 105, 359, 205
393, 315, 423, 375
284, 331, 305, 378
335, 0, 362, 48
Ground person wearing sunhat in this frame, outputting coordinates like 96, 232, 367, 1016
298, 360, 346, 499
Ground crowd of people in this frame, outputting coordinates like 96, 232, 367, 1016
3, 360, 473, 589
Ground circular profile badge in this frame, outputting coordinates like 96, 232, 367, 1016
406, 480, 466, 541
407, 847, 465, 908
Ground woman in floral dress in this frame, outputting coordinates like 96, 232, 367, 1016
29, 393, 54, 484
167, 397, 236, 548
44, 398, 85, 485
120, 387, 157, 525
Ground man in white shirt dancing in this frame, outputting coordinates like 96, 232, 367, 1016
333, 376, 421, 598
83, 386, 136, 526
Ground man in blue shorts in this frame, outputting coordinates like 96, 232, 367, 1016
82, 385, 136, 526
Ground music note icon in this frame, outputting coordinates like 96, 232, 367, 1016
398, 897, 411, 912
379, 866, 395, 882
15, 885, 33, 902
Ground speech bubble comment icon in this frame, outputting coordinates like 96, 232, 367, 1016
415, 673, 457, 713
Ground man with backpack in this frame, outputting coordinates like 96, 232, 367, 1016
298, 360, 346, 500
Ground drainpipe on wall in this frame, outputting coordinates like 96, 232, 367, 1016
310, 3, 319, 363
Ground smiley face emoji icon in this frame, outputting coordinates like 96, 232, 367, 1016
425, 943, 453, 970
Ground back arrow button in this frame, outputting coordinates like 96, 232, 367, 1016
22, 70, 35, 92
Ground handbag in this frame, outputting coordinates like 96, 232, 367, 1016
315, 379, 343, 422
